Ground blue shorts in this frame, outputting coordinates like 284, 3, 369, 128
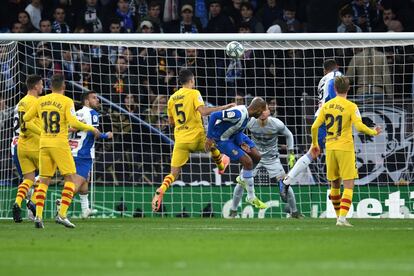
74, 157, 92, 180
12, 145, 23, 179
318, 124, 326, 150
216, 133, 255, 162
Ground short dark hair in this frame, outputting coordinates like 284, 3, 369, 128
82, 90, 96, 104
149, 1, 161, 8
238, 22, 251, 31
26, 75, 42, 90
51, 74, 65, 90
334, 76, 350, 94
240, 2, 253, 10
178, 69, 194, 85
339, 5, 353, 18
323, 59, 337, 71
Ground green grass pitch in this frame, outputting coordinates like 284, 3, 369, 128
1, 218, 413, 276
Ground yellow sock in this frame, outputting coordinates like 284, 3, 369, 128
35, 183, 49, 219
58, 181, 75, 218
15, 179, 34, 207
210, 148, 224, 171
160, 174, 175, 193
30, 181, 39, 204
329, 188, 341, 217
339, 188, 353, 218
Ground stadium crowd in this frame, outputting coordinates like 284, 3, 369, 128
1, 0, 414, 185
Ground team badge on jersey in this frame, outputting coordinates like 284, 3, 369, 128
232, 149, 239, 156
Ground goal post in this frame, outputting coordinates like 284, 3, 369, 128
0, 33, 413, 219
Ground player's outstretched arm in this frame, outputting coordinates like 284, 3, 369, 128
197, 103, 236, 116
66, 101, 96, 133
351, 106, 380, 136
99, 131, 113, 140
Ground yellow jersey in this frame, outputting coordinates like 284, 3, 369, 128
17, 94, 41, 151
311, 96, 377, 152
24, 93, 95, 148
167, 87, 205, 143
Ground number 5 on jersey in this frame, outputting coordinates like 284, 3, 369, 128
175, 104, 186, 124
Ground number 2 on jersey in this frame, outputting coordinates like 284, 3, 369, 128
175, 104, 186, 124
325, 114, 343, 137
42, 111, 61, 133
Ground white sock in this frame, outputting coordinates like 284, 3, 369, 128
231, 184, 244, 211
79, 194, 89, 212
245, 177, 255, 200
285, 153, 313, 185
287, 186, 298, 213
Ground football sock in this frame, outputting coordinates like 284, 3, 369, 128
284, 153, 313, 185
160, 174, 175, 193
231, 184, 244, 211
79, 194, 89, 212
30, 181, 38, 204
59, 181, 75, 218
210, 148, 224, 171
15, 179, 34, 207
287, 186, 298, 213
339, 188, 353, 219
35, 183, 48, 219
243, 170, 255, 200
330, 187, 341, 217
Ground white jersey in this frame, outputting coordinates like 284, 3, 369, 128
247, 117, 294, 160
315, 70, 343, 116
11, 105, 19, 155
70, 106, 99, 159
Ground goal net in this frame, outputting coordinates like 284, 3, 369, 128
1, 33, 413, 219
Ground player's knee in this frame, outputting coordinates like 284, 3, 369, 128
240, 155, 253, 170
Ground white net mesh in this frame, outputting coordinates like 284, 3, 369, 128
1, 35, 413, 219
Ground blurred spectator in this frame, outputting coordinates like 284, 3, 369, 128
25, 0, 42, 31
163, 0, 179, 23
39, 19, 52, 33
18, 11, 36, 33
194, 0, 209, 29
77, 0, 104, 33
11, 22, 23, 33
387, 20, 404, 32
0, 95, 9, 130
108, 17, 121, 33
280, 5, 303, 33
138, 20, 154, 33
35, 50, 62, 91
123, 94, 139, 113
234, 92, 245, 105
130, 0, 148, 21
268, 98, 278, 116
120, 47, 138, 75
350, 0, 377, 32
346, 47, 393, 97
240, 2, 264, 33
141, 1, 163, 33
165, 4, 201, 33
205, 0, 236, 33
104, 56, 138, 102
256, 0, 283, 31
52, 6, 71, 33
60, 44, 76, 81
145, 95, 168, 126
238, 22, 252, 33
337, 5, 362, 33
224, 0, 242, 27
266, 23, 282, 33
74, 57, 98, 91
114, 0, 137, 33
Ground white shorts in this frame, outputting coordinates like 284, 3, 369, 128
254, 157, 286, 180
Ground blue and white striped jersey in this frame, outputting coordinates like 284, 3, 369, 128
207, 105, 250, 141
315, 70, 343, 116
70, 106, 99, 159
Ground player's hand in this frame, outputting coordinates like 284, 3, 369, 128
374, 126, 382, 135
92, 128, 101, 138
106, 131, 113, 139
288, 151, 296, 169
205, 138, 214, 152
68, 127, 77, 133
310, 145, 320, 159
240, 142, 251, 153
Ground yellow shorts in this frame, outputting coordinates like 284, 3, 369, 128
171, 138, 206, 168
17, 148, 39, 175
326, 150, 358, 181
39, 147, 76, 177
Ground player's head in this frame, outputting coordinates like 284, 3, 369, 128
334, 75, 350, 95
82, 91, 100, 110
178, 69, 195, 88
258, 103, 271, 120
50, 74, 65, 93
323, 59, 338, 75
247, 97, 266, 118
26, 74, 43, 95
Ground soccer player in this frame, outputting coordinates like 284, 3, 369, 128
24, 74, 100, 228
151, 69, 235, 212
282, 59, 342, 195
206, 97, 267, 209
311, 76, 381, 226
65, 91, 113, 218
229, 103, 303, 218
12, 75, 43, 223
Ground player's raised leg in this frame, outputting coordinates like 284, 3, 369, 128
210, 147, 229, 175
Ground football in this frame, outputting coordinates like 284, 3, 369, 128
226, 41, 245, 59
